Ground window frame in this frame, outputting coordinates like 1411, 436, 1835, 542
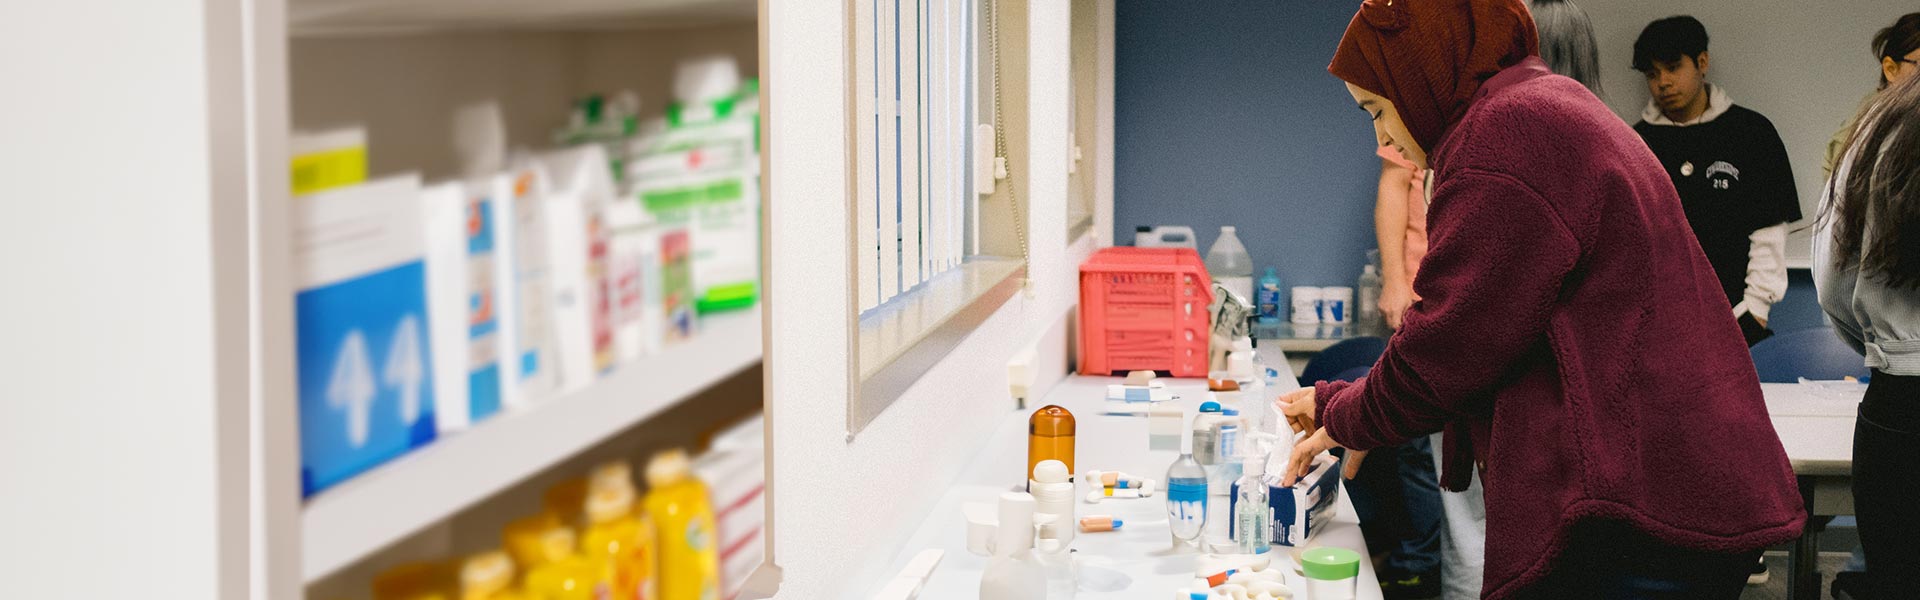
845, 0, 1025, 435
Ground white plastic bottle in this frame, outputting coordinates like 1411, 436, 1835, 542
1227, 337, 1256, 382
1211, 408, 1242, 495
1358, 249, 1385, 336
1206, 226, 1254, 303
1028, 460, 1075, 549
980, 492, 1047, 600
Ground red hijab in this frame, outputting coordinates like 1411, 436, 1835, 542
1328, 0, 1539, 153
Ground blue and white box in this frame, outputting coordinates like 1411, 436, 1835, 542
295, 175, 439, 496
1230, 453, 1340, 547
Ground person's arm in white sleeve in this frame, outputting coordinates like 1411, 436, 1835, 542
1733, 223, 1789, 325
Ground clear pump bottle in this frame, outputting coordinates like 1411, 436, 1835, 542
1234, 452, 1272, 555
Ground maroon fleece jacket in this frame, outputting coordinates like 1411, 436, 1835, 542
1313, 58, 1806, 599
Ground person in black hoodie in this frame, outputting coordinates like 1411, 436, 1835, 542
1632, 16, 1801, 349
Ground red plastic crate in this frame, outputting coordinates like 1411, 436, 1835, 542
1078, 247, 1214, 377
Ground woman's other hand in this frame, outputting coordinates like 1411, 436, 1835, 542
1380, 277, 1417, 330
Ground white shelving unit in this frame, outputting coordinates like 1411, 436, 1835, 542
259, 0, 768, 596
300, 310, 762, 582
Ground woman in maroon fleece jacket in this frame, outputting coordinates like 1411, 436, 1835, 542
1275, 1, 1805, 598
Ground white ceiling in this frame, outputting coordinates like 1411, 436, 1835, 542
290, 0, 756, 35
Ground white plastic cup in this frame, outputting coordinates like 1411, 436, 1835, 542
1321, 287, 1354, 324
1289, 287, 1322, 324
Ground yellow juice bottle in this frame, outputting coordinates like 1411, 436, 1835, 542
522, 556, 602, 600
503, 512, 577, 580
643, 450, 720, 600
581, 471, 658, 600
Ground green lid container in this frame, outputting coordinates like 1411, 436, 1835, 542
1301, 547, 1362, 581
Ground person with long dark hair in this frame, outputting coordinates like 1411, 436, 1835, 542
1815, 68, 1920, 600
1278, 0, 1806, 597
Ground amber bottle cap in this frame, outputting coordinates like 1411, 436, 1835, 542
1028, 405, 1076, 436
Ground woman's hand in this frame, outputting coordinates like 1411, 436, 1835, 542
1282, 430, 1372, 485
1276, 387, 1369, 486
1277, 388, 1317, 434
1379, 277, 1417, 330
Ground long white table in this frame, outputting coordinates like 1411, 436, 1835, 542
867, 375, 1383, 599
1764, 381, 1865, 600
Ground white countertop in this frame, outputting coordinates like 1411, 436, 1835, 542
1763, 381, 1863, 477
870, 375, 1383, 599
864, 378, 1857, 598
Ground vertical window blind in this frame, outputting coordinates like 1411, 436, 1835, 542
855, 0, 974, 313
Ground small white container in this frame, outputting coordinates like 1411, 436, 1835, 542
1301, 547, 1361, 600
1030, 460, 1076, 549
1289, 287, 1322, 325
1320, 286, 1354, 324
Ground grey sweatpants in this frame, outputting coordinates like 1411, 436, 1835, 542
1430, 432, 1487, 600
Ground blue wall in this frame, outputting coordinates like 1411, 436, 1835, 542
1113, 0, 1833, 337
1115, 0, 1379, 291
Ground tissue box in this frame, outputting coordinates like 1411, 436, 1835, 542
294, 175, 439, 496
1229, 453, 1340, 547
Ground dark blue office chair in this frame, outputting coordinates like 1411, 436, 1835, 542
1750, 326, 1871, 383
1298, 336, 1388, 386
1333, 365, 1372, 383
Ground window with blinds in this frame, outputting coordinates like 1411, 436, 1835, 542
853, 0, 977, 314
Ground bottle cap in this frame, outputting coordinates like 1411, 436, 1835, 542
1301, 547, 1362, 580
644, 449, 693, 488
584, 484, 635, 524
1199, 401, 1222, 413
1033, 459, 1070, 483
1029, 405, 1076, 436
459, 551, 515, 599
589, 461, 633, 490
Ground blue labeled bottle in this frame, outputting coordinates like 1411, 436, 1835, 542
1167, 426, 1209, 550
1256, 267, 1283, 324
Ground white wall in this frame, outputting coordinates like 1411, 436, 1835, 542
0, 0, 251, 597
763, 0, 1087, 596
1584, 1, 1915, 264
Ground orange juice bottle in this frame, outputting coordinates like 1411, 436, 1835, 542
643, 450, 720, 600
582, 462, 658, 600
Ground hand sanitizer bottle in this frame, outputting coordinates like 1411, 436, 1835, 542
1234, 452, 1272, 555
